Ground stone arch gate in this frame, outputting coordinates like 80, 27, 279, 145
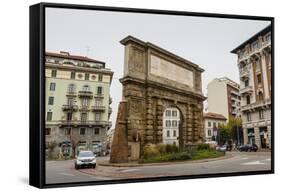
110, 36, 206, 163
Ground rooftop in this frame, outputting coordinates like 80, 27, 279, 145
231, 24, 272, 54
46, 51, 106, 65
203, 112, 227, 120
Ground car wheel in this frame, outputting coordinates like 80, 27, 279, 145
92, 164, 96, 168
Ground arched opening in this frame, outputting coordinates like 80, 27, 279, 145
162, 107, 181, 146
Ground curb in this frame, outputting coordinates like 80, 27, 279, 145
98, 153, 233, 167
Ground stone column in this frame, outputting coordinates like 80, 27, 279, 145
186, 103, 193, 145
146, 97, 154, 143
156, 99, 164, 144
254, 126, 261, 148
110, 101, 128, 163
243, 126, 248, 144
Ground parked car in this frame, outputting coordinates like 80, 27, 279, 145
216, 144, 228, 152
205, 141, 218, 149
74, 150, 96, 169
238, 144, 258, 152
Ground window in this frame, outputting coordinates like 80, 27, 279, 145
51, 70, 57, 77
98, 74, 103, 81
166, 130, 170, 137
45, 128, 51, 135
49, 82, 56, 91
258, 92, 264, 102
71, 71, 76, 79
165, 110, 171, 117
207, 129, 212, 136
94, 128, 100, 135
67, 98, 74, 106
259, 110, 264, 119
173, 130, 177, 137
246, 95, 251, 104
48, 97, 54, 105
244, 79, 249, 87
247, 113, 251, 121
85, 73, 89, 80
213, 122, 216, 128
65, 127, 71, 135
95, 112, 101, 121
83, 85, 90, 91
172, 110, 177, 117
80, 128, 86, 135
97, 86, 103, 95
81, 113, 87, 122
208, 122, 211, 127
95, 99, 102, 106
82, 98, 89, 107
166, 120, 171, 127
47, 112, 52, 121
68, 84, 75, 93
67, 112, 72, 121
172, 120, 177, 127
257, 74, 262, 84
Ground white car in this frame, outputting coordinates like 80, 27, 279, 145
75, 151, 96, 169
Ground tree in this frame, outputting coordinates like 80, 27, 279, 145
228, 116, 242, 145
218, 123, 232, 145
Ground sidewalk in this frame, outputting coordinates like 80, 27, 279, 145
98, 153, 233, 167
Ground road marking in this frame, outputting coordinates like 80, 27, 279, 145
241, 157, 248, 160
59, 172, 75, 176
241, 161, 265, 165
120, 169, 140, 173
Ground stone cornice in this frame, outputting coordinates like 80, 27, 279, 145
45, 63, 114, 76
120, 76, 206, 101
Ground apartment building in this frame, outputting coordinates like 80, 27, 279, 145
203, 112, 227, 142
231, 24, 272, 149
45, 51, 113, 158
207, 77, 241, 121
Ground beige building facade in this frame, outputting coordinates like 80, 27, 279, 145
45, 51, 113, 158
231, 24, 272, 149
207, 77, 241, 121
203, 112, 227, 142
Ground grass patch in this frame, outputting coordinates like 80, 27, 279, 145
141, 143, 225, 163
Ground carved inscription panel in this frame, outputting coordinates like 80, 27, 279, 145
150, 54, 194, 88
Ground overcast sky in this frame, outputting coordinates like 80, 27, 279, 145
46, 8, 270, 128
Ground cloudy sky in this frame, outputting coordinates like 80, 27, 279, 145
46, 7, 270, 127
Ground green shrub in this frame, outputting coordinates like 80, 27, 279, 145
143, 144, 160, 159
196, 143, 210, 150
156, 143, 167, 154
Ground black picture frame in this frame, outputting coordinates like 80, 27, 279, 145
30, 2, 274, 188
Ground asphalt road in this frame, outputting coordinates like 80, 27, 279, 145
46, 152, 271, 184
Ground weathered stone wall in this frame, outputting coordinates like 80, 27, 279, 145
111, 36, 205, 162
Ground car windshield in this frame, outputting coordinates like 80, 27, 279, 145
78, 151, 94, 157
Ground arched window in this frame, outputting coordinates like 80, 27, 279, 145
68, 84, 76, 93
258, 91, 264, 102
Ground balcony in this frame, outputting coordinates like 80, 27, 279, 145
79, 106, 90, 111
240, 69, 250, 80
230, 90, 239, 96
78, 91, 93, 98
94, 93, 104, 98
62, 104, 78, 111
60, 120, 110, 127
92, 105, 106, 112
66, 91, 77, 97
241, 98, 271, 112
240, 86, 253, 95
